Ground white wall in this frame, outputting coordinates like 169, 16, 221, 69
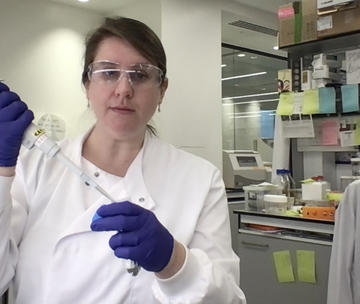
113, 0, 161, 36
158, 0, 222, 170
0, 0, 102, 138
114, 0, 223, 170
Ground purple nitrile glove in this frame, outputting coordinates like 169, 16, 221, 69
91, 201, 174, 273
0, 82, 34, 167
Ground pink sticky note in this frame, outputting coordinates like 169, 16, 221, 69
321, 120, 339, 146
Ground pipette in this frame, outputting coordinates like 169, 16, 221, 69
22, 123, 140, 276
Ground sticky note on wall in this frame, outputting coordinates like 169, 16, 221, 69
277, 92, 294, 115
296, 250, 316, 283
321, 120, 339, 146
342, 84, 359, 113
319, 87, 336, 114
303, 89, 320, 114
273, 250, 295, 283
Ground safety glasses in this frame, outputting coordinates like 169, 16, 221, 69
87, 60, 164, 90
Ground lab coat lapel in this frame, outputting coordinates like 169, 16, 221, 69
122, 132, 155, 211
55, 130, 155, 243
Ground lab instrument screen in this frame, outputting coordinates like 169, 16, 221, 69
236, 156, 257, 167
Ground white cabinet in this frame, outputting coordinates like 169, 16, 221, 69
234, 209, 334, 304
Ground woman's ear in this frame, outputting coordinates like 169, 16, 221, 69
160, 78, 168, 99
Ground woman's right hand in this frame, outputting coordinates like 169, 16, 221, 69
0, 82, 34, 167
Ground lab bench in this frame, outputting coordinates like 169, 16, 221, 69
233, 208, 334, 304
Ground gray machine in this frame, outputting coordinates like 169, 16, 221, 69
223, 150, 268, 189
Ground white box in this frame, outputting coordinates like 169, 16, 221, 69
312, 65, 338, 79
311, 79, 333, 88
313, 53, 340, 68
302, 182, 330, 201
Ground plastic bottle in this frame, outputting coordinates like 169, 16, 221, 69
275, 169, 290, 197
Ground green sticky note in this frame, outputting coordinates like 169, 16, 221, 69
303, 89, 320, 114
296, 250, 316, 283
277, 92, 294, 115
273, 251, 295, 283
342, 84, 359, 113
319, 87, 336, 114
355, 119, 360, 145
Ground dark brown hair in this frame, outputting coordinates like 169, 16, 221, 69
81, 17, 167, 86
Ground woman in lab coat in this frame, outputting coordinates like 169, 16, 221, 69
327, 180, 360, 304
0, 17, 246, 303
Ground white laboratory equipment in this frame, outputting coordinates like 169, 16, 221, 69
223, 150, 269, 189
22, 123, 140, 276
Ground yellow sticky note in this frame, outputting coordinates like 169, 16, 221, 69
296, 250, 316, 283
355, 119, 360, 145
276, 92, 294, 115
303, 89, 320, 114
273, 251, 295, 283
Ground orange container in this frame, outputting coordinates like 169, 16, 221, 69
302, 206, 335, 221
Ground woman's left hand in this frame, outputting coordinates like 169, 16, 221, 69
91, 201, 174, 273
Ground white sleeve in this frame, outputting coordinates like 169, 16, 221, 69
327, 181, 357, 304
152, 169, 246, 304
0, 165, 28, 295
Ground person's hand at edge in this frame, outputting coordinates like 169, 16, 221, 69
0, 82, 34, 169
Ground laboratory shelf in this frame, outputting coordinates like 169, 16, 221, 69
234, 209, 334, 235
280, 31, 360, 56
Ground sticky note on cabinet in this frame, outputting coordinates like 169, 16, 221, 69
319, 87, 336, 114
277, 92, 294, 115
273, 250, 295, 283
303, 89, 319, 114
342, 84, 359, 113
296, 250, 316, 283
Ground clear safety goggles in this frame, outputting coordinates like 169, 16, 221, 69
87, 60, 164, 89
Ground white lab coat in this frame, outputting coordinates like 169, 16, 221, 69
0, 130, 246, 304
327, 180, 360, 304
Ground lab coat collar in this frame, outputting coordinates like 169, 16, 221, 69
56, 128, 156, 242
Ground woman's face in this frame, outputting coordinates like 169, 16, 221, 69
86, 36, 167, 140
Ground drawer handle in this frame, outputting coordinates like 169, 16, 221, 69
241, 241, 269, 248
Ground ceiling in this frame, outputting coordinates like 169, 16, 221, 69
49, 0, 134, 13
50, 0, 290, 14
232, 0, 290, 13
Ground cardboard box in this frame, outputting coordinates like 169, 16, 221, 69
279, 1, 317, 47
278, 3, 296, 47
302, 0, 318, 43
318, 5, 360, 38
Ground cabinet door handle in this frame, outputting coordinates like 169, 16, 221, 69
241, 241, 269, 248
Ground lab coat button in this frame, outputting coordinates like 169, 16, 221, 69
139, 197, 145, 202
94, 172, 100, 177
